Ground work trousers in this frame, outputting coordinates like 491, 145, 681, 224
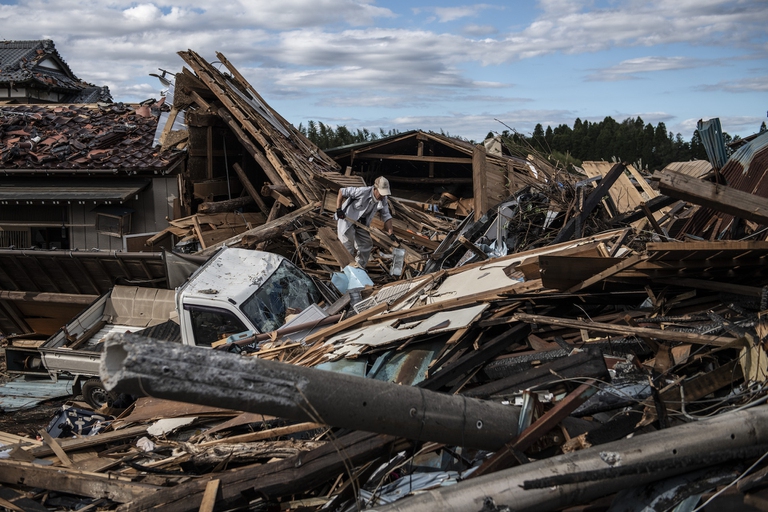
338, 224, 372, 268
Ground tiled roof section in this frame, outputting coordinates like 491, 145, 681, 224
0, 40, 112, 101
0, 103, 185, 173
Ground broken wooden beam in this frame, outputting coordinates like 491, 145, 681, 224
656, 169, 768, 225
552, 162, 627, 244
196, 202, 318, 258
232, 162, 270, 215
197, 195, 254, 214
513, 312, 740, 347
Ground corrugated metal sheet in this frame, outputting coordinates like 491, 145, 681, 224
672, 131, 768, 240
0, 375, 72, 412
730, 131, 768, 171
697, 118, 729, 170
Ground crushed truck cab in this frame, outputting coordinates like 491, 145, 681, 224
177, 248, 326, 347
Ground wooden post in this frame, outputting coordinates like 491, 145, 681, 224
232, 162, 270, 215
473, 144, 488, 222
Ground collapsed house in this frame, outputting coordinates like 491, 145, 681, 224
2, 47, 768, 512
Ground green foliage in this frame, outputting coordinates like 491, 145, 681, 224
502, 116, 734, 171
296, 121, 400, 150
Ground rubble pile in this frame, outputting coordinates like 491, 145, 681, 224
2, 49, 768, 512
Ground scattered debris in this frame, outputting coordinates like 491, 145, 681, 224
2, 49, 768, 512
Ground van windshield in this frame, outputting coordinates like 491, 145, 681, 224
240, 260, 323, 333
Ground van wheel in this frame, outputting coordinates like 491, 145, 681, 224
82, 378, 117, 409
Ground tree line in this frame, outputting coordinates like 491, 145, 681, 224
500, 117, 748, 171
299, 117, 767, 172
297, 120, 401, 150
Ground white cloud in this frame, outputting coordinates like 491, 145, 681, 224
433, 4, 495, 22
698, 76, 768, 93
462, 24, 498, 37
679, 116, 766, 136
587, 56, 708, 81
0, 0, 763, 137
122, 4, 163, 24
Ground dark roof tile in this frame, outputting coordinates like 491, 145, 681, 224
0, 104, 185, 173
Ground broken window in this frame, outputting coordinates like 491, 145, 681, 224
185, 305, 248, 347
94, 205, 134, 238
240, 260, 323, 333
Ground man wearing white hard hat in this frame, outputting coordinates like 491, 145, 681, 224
335, 176, 395, 268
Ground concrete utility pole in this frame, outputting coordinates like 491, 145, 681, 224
372, 406, 768, 512
100, 333, 520, 451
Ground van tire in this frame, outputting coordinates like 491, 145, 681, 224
82, 378, 117, 409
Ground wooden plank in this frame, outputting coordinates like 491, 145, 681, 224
206, 125, 214, 179
472, 144, 488, 222
192, 215, 207, 249
420, 323, 530, 391
471, 380, 597, 477
656, 169, 768, 225
0, 459, 159, 503
197, 422, 324, 448
29, 425, 148, 458
159, 106, 180, 148
232, 162, 270, 215
458, 235, 488, 260
582, 161, 642, 214
196, 202, 318, 258
0, 485, 49, 512
514, 312, 739, 347
302, 302, 389, 345
626, 164, 658, 200
373, 278, 542, 323
268, 189, 294, 207
354, 153, 472, 164
38, 430, 72, 467
117, 431, 393, 512
198, 479, 220, 512
566, 253, 647, 293
641, 202, 667, 239
216, 109, 288, 197
553, 163, 626, 243
316, 226, 354, 268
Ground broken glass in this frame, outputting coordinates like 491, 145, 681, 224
240, 260, 323, 333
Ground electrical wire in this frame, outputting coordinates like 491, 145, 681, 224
690, 449, 768, 512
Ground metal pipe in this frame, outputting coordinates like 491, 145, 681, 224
0, 249, 164, 260
0, 290, 98, 304
371, 406, 768, 512
100, 333, 520, 451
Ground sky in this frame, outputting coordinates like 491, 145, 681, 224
2, 0, 766, 143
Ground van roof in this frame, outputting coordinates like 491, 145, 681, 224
179, 248, 288, 306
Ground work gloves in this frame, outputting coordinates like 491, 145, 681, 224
388, 233, 397, 242
336, 208, 345, 220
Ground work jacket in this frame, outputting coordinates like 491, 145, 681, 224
337, 186, 392, 231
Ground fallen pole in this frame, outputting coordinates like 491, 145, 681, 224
100, 333, 520, 451
371, 405, 768, 512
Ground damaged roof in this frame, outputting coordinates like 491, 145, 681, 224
0, 102, 186, 174
0, 39, 112, 103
